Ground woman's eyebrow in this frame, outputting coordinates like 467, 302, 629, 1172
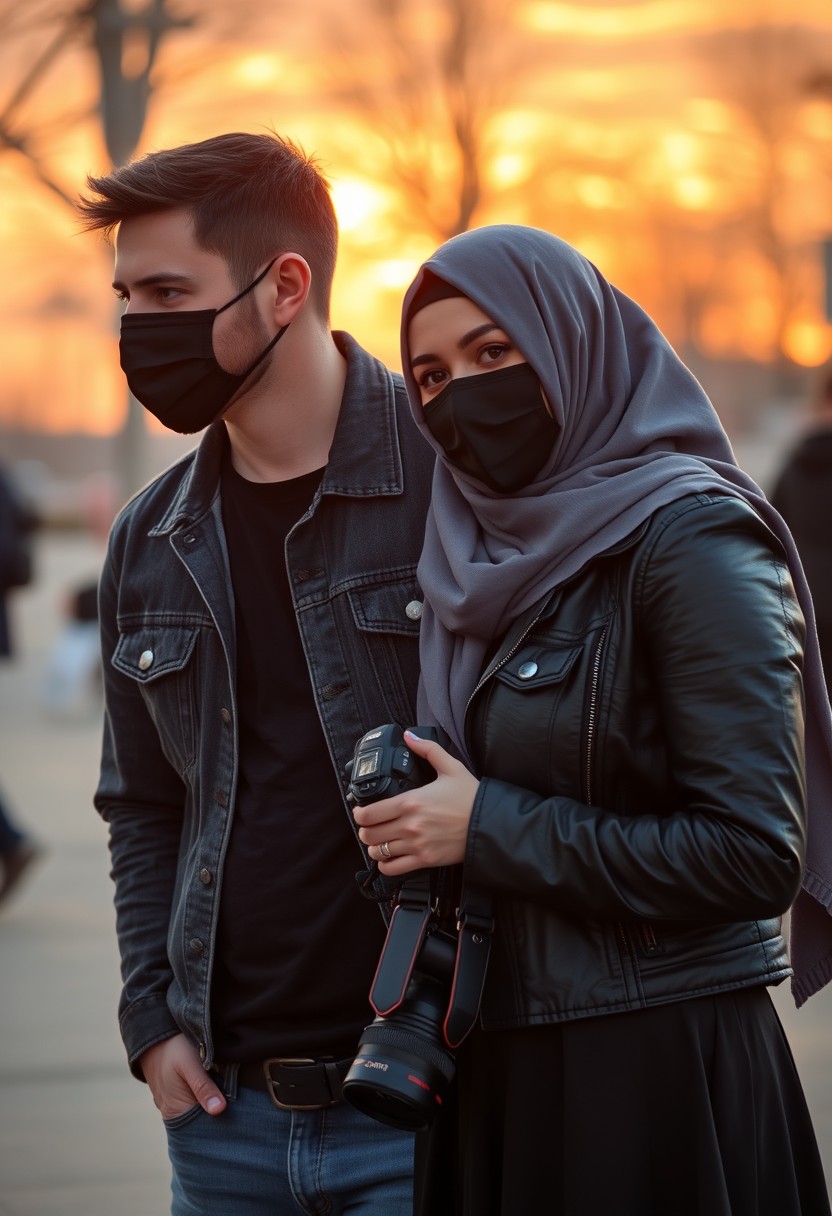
410, 322, 501, 369
458, 322, 500, 349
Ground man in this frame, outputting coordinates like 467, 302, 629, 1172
79, 132, 434, 1214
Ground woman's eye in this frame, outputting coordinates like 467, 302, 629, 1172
480, 343, 509, 364
418, 368, 447, 390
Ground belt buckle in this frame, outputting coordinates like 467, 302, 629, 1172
263, 1056, 327, 1111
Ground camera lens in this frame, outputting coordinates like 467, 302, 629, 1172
342, 973, 456, 1131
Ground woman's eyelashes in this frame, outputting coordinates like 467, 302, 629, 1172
479, 341, 512, 366
415, 341, 515, 395
416, 367, 449, 392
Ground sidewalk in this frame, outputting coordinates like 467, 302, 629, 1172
1, 531, 831, 1215
0, 531, 169, 1216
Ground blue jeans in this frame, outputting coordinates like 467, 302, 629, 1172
165, 1082, 415, 1215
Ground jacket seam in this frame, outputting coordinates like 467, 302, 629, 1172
482, 970, 792, 1027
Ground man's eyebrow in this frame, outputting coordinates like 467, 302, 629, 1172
111, 271, 194, 293
410, 322, 501, 369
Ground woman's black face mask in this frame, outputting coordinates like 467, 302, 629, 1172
423, 362, 559, 493
119, 259, 288, 435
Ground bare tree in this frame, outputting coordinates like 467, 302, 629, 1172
695, 20, 832, 373
0, 1, 92, 205
308, 0, 534, 241
0, 1, 270, 492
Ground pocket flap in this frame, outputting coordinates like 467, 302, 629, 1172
112, 625, 199, 683
495, 645, 581, 690
348, 581, 422, 637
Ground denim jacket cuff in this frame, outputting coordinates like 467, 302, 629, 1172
121, 994, 182, 1081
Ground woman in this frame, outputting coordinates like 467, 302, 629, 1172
352, 226, 832, 1214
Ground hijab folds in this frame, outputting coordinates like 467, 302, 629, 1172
401, 224, 832, 1007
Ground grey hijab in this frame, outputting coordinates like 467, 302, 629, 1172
401, 224, 832, 1006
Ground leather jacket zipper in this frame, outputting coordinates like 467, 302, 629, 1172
585, 626, 607, 807
464, 600, 551, 725
639, 921, 660, 953
616, 920, 632, 960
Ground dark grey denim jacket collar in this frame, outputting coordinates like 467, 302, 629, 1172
148, 332, 405, 538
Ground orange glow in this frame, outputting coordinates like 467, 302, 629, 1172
232, 53, 283, 88
330, 178, 391, 233
783, 320, 832, 367
520, 2, 714, 38
576, 176, 626, 210
3, 2, 832, 436
520, 0, 832, 37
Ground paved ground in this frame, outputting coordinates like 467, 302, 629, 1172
1, 530, 831, 1215
0, 531, 169, 1215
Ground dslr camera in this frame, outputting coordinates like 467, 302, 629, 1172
342, 723, 492, 1132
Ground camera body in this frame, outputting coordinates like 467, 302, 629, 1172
343, 723, 491, 1133
346, 722, 439, 806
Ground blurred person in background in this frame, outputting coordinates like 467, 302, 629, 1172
771, 358, 832, 699
39, 473, 115, 719
353, 226, 832, 1216
0, 461, 42, 907
78, 131, 433, 1215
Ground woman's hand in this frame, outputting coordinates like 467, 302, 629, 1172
352, 729, 479, 876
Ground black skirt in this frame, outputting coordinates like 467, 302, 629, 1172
415, 986, 830, 1216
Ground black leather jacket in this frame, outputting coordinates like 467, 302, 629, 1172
463, 493, 807, 1028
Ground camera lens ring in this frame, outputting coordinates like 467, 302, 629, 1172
357, 1022, 455, 1081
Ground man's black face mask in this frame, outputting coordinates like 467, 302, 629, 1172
119, 259, 288, 434
424, 362, 559, 493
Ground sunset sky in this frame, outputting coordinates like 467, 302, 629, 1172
2, 0, 832, 435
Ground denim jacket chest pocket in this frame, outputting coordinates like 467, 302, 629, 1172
346, 579, 423, 727
112, 623, 202, 775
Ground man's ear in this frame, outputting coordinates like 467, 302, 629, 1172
268, 253, 312, 325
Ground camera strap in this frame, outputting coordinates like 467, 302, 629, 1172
368, 869, 494, 1049
443, 886, 494, 1049
369, 871, 434, 1016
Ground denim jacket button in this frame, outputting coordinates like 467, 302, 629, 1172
220, 707, 231, 724
138, 649, 154, 671
405, 600, 423, 621
188, 938, 205, 956
199, 868, 213, 885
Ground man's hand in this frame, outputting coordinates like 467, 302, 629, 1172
140, 1033, 226, 1120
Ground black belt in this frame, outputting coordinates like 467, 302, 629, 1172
223, 1056, 352, 1110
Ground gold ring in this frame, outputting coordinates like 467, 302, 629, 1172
379, 841, 392, 859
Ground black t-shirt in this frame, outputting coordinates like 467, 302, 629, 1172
211, 453, 387, 1062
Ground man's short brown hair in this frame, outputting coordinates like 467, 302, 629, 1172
78, 131, 338, 319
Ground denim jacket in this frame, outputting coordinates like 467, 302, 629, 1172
94, 334, 435, 1076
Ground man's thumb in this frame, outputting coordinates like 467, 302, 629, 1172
189, 1067, 226, 1116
